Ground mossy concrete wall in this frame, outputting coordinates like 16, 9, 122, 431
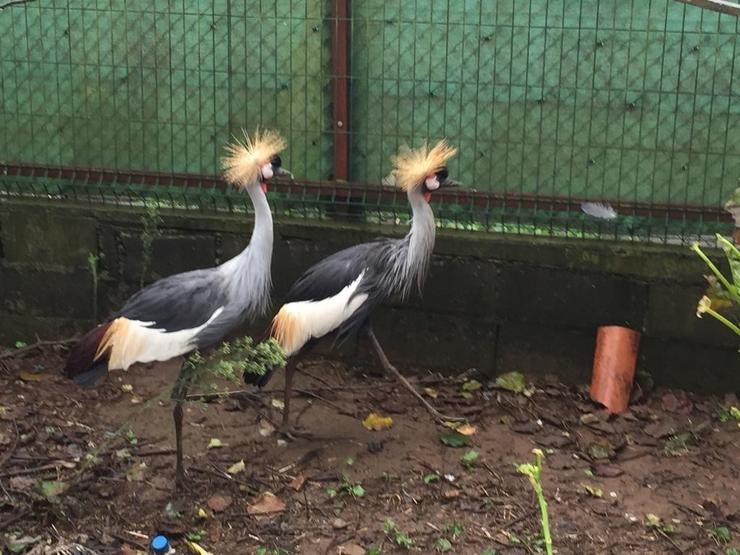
1, 199, 737, 393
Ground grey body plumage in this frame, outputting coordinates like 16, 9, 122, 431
115, 183, 273, 350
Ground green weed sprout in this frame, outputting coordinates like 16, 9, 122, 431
692, 235, 740, 338
517, 449, 553, 555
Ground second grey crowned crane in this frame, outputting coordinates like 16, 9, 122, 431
254, 140, 462, 433
63, 129, 288, 484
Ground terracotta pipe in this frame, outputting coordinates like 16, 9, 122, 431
590, 326, 641, 413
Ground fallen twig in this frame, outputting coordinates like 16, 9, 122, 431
0, 336, 77, 360
656, 527, 685, 553
0, 509, 30, 531
0, 462, 61, 478
109, 531, 149, 552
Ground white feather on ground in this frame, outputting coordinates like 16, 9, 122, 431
272, 272, 369, 357
581, 201, 618, 220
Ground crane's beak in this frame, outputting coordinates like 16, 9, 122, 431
274, 166, 294, 180
439, 178, 462, 189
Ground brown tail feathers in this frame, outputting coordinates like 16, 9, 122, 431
63, 322, 113, 380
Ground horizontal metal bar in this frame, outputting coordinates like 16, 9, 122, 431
0, 162, 732, 224
674, 0, 740, 16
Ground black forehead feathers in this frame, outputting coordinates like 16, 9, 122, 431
270, 155, 282, 168
435, 167, 448, 180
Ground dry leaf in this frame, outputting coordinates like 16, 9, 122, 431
207, 438, 224, 449
258, 419, 276, 437
185, 540, 214, 555
9, 476, 34, 490
442, 488, 460, 499
290, 473, 306, 491
362, 412, 393, 431
206, 494, 232, 513
424, 387, 439, 399
121, 384, 133, 393
227, 460, 245, 475
247, 492, 286, 515
271, 398, 285, 411
457, 424, 477, 436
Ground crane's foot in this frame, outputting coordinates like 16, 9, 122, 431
174, 467, 188, 491
385, 363, 464, 424
278, 424, 315, 441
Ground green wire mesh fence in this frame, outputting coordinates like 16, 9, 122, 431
0, 0, 738, 245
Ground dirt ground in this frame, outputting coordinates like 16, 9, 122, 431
0, 345, 738, 555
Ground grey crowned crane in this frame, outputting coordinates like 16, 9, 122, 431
63, 129, 288, 484
254, 140, 462, 433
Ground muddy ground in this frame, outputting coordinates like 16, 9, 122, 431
0, 344, 738, 555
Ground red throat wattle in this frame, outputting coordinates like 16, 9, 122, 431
260, 182, 268, 193
423, 191, 432, 203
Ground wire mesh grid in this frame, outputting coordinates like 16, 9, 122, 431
0, 0, 738, 246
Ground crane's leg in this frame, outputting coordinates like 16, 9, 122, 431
173, 400, 186, 487
277, 359, 315, 440
171, 360, 193, 489
367, 328, 463, 424
281, 358, 297, 431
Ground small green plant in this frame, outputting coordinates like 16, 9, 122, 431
716, 404, 740, 424
460, 449, 479, 470
327, 474, 365, 500
692, 235, 740, 338
139, 200, 162, 288
423, 473, 440, 484
255, 547, 288, 555
13, 340, 27, 349
435, 538, 452, 552
447, 520, 464, 541
709, 526, 732, 545
517, 449, 553, 555
174, 337, 286, 401
383, 518, 413, 549
87, 252, 99, 321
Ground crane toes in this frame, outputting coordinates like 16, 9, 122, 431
278, 425, 314, 441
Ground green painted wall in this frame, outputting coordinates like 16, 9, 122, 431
1, 1, 738, 207
350, 0, 739, 206
0, 0, 333, 178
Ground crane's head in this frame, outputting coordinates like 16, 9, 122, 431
389, 139, 458, 202
222, 128, 290, 193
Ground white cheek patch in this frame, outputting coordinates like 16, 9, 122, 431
425, 176, 440, 190
261, 163, 274, 180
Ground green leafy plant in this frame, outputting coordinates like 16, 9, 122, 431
173, 337, 285, 401
255, 547, 288, 555
383, 518, 413, 549
460, 449, 479, 470
692, 235, 740, 338
709, 526, 732, 545
327, 474, 365, 499
517, 449, 553, 555
447, 520, 464, 540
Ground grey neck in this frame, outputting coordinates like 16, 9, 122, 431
220, 183, 274, 317
400, 190, 436, 297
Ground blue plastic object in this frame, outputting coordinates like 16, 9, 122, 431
150, 535, 170, 554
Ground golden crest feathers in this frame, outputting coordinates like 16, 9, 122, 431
390, 139, 457, 191
222, 128, 287, 187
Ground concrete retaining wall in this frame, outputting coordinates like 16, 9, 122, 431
1, 199, 737, 392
